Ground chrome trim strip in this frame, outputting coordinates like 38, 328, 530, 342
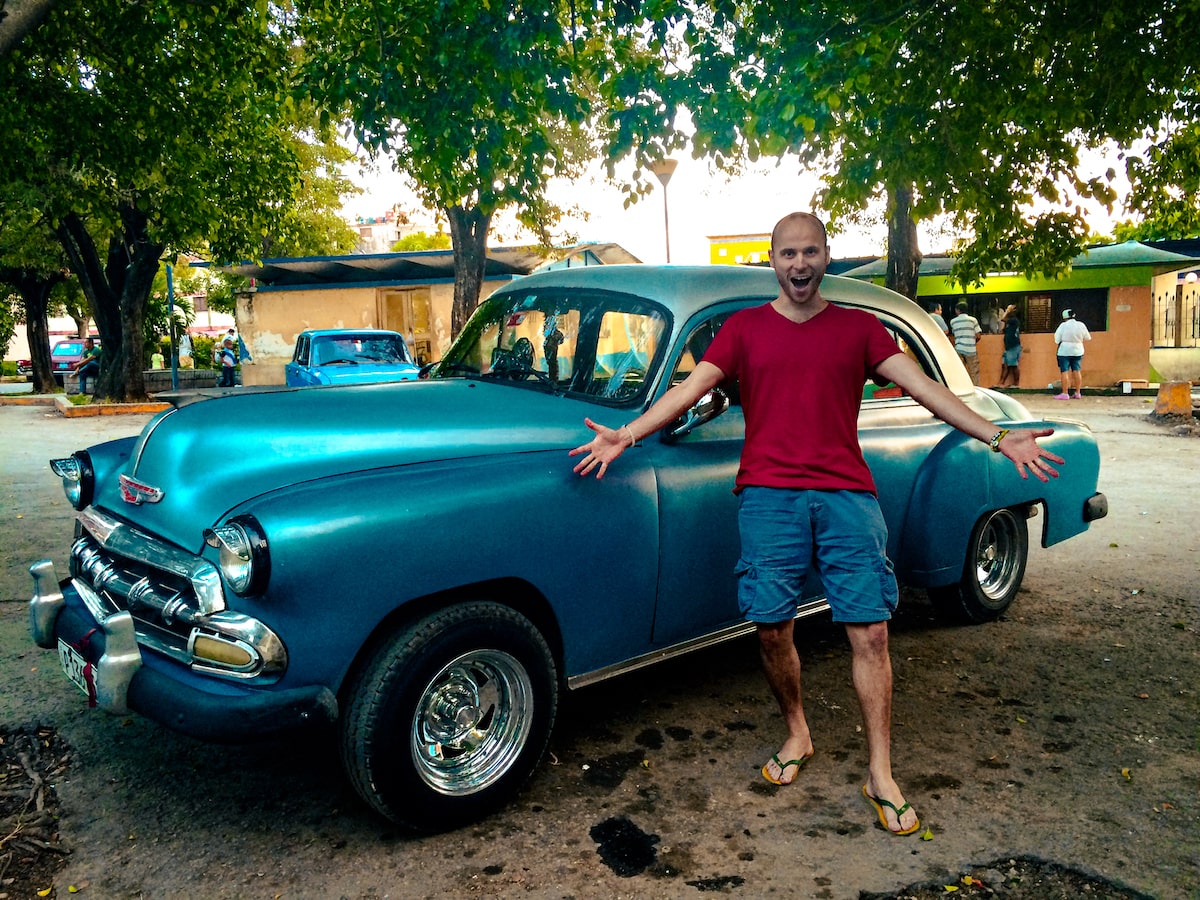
78, 507, 225, 614
567, 598, 830, 690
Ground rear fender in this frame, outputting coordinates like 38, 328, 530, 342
897, 422, 1102, 587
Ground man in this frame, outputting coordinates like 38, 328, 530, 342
927, 301, 951, 340
218, 337, 237, 387
71, 337, 101, 394
571, 213, 1063, 836
998, 304, 1022, 388
950, 301, 982, 385
1052, 308, 1090, 400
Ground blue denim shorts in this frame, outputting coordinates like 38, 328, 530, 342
735, 487, 899, 625
1057, 355, 1082, 372
1002, 346, 1022, 366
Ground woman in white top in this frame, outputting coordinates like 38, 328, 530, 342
1053, 309, 1091, 399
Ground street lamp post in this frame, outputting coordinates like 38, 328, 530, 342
649, 158, 678, 263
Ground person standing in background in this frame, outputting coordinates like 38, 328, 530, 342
997, 305, 1022, 388
950, 301, 982, 385
927, 301, 951, 340
1053, 309, 1090, 399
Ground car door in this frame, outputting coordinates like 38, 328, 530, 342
285, 334, 311, 386
643, 303, 776, 646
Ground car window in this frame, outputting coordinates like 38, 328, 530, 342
863, 318, 935, 401
436, 288, 670, 405
293, 335, 309, 366
668, 310, 741, 405
53, 342, 84, 357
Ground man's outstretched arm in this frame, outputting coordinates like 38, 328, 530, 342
874, 353, 1065, 483
570, 361, 726, 478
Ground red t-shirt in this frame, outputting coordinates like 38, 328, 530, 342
702, 301, 902, 494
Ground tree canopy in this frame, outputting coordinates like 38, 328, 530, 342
0, 0, 355, 399
604, 1, 1200, 297
295, 0, 618, 334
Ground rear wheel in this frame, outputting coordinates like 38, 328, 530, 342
929, 507, 1028, 623
340, 602, 557, 832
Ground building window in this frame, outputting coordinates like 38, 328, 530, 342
948, 289, 1107, 335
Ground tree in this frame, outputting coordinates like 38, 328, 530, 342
0, 199, 72, 392
296, 0, 601, 336
0, 0, 55, 57
0, 0, 312, 400
607, 2, 1198, 298
1119, 119, 1200, 241
392, 231, 452, 252
0, 290, 18, 365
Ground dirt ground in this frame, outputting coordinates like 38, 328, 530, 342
1, 393, 1197, 900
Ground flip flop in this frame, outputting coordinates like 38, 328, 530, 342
862, 784, 921, 835
760, 752, 812, 785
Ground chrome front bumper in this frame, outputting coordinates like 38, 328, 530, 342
30, 558, 142, 714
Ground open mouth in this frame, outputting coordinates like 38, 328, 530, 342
790, 275, 813, 289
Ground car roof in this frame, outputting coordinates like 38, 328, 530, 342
505, 265, 914, 324
298, 329, 404, 340
499, 264, 971, 394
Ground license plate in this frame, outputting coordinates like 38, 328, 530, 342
58, 639, 95, 701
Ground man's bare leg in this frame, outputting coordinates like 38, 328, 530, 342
757, 620, 814, 783
845, 621, 918, 833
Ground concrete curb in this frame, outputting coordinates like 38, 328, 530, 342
51, 395, 171, 417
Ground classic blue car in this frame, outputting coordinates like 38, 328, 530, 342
284, 328, 420, 386
30, 266, 1106, 832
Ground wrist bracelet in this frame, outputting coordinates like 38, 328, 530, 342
623, 425, 638, 448
989, 428, 1010, 453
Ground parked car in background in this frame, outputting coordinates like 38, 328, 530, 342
284, 328, 420, 387
50, 337, 101, 385
16, 358, 32, 377
30, 266, 1106, 833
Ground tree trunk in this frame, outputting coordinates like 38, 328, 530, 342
56, 205, 162, 401
446, 205, 493, 340
885, 182, 922, 301
5, 269, 61, 393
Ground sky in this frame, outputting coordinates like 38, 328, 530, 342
341, 154, 896, 264
340, 147, 1130, 267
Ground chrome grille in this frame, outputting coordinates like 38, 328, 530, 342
67, 509, 285, 681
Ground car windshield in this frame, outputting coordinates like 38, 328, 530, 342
433, 287, 671, 404
53, 342, 84, 357
313, 334, 413, 366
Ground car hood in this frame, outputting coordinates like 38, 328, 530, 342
101, 380, 595, 549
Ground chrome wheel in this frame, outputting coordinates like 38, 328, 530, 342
412, 649, 534, 796
972, 508, 1026, 604
340, 601, 557, 831
929, 507, 1028, 623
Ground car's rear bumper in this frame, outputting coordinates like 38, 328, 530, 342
30, 559, 337, 743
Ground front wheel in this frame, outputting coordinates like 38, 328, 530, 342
340, 602, 557, 832
929, 507, 1029, 623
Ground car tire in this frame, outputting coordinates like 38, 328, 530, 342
339, 601, 557, 832
929, 507, 1029, 624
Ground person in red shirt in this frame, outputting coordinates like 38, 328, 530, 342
571, 212, 1063, 835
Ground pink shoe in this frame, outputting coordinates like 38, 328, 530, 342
1053, 392, 1070, 400
1071, 393, 1083, 399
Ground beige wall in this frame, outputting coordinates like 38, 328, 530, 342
235, 280, 511, 386
975, 285, 1152, 389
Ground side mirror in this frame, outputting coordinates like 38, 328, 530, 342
664, 387, 729, 442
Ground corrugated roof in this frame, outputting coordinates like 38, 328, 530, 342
840, 240, 1198, 279
205, 243, 640, 287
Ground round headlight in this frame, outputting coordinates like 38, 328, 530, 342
50, 451, 95, 510
203, 516, 270, 596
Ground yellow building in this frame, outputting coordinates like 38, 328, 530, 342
708, 234, 771, 266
